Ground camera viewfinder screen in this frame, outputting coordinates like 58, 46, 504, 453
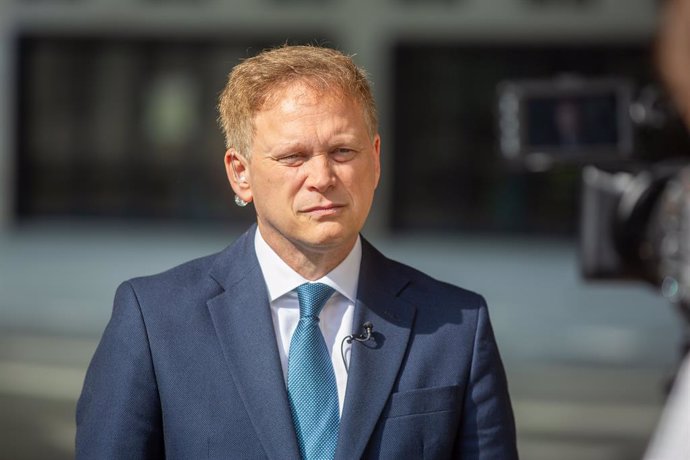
525, 94, 619, 151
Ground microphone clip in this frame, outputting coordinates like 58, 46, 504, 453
341, 322, 374, 373
346, 321, 374, 344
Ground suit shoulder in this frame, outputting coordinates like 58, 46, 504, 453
365, 243, 485, 309
395, 259, 483, 302
115, 227, 257, 316
124, 249, 223, 296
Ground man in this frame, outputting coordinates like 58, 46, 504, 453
643, 1, 690, 458
76, 45, 518, 459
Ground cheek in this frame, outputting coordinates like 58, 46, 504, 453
342, 176, 376, 208
253, 167, 300, 195
351, 162, 378, 191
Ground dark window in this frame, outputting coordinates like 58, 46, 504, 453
391, 43, 690, 235
15, 35, 330, 224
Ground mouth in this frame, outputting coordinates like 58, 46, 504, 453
300, 204, 346, 216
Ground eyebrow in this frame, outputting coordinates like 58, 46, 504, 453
267, 133, 363, 154
267, 142, 308, 156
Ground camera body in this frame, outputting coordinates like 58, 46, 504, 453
497, 76, 690, 307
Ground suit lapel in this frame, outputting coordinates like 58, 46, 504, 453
335, 239, 416, 460
206, 226, 301, 460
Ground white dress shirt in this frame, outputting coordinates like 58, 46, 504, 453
254, 228, 360, 415
644, 354, 690, 460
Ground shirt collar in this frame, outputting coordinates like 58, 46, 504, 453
254, 227, 361, 303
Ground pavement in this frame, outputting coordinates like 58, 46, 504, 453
0, 223, 683, 459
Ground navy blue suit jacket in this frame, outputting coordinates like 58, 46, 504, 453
76, 226, 518, 459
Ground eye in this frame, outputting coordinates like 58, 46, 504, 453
331, 147, 357, 162
275, 153, 306, 166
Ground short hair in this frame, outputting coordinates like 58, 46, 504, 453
217, 45, 378, 159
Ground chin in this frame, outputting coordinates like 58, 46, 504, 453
302, 224, 355, 250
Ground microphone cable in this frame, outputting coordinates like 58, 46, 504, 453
340, 322, 374, 373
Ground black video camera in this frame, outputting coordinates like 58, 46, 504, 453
497, 76, 690, 312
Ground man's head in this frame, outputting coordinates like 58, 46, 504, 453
657, 0, 690, 127
218, 45, 378, 159
218, 45, 381, 276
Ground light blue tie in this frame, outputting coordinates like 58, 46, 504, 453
287, 283, 340, 460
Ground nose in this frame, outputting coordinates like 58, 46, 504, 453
305, 154, 336, 192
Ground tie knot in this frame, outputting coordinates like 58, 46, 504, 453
296, 283, 335, 318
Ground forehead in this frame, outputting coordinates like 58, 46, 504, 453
261, 79, 354, 111
250, 83, 369, 151
253, 83, 366, 132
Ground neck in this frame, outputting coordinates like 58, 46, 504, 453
256, 226, 355, 281
283, 250, 348, 281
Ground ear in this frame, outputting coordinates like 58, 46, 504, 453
224, 148, 253, 203
372, 134, 381, 187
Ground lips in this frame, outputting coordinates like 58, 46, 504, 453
301, 203, 345, 214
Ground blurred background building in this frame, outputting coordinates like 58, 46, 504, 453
0, 0, 687, 459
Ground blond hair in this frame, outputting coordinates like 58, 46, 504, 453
217, 45, 378, 158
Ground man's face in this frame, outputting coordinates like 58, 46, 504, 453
230, 82, 380, 261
